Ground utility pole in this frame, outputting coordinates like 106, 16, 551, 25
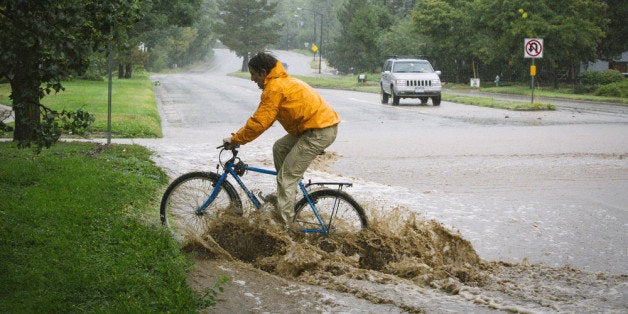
318, 13, 323, 74
297, 7, 324, 74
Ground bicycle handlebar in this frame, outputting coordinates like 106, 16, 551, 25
216, 143, 240, 168
217, 143, 240, 150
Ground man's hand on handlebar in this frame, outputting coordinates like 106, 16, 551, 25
222, 137, 240, 150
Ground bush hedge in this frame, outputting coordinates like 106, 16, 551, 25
579, 69, 624, 86
594, 79, 627, 98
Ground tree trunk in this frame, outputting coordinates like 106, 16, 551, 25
118, 64, 124, 79
241, 53, 250, 72
125, 64, 132, 78
11, 59, 41, 143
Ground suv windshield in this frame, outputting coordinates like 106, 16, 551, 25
392, 61, 433, 73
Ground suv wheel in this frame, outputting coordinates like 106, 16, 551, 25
432, 95, 441, 106
391, 88, 400, 106
380, 85, 389, 104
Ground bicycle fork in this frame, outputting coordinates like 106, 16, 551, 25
196, 172, 230, 215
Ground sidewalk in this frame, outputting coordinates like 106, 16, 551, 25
0, 104, 13, 123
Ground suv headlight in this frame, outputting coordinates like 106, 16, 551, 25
395, 79, 407, 86
432, 78, 441, 86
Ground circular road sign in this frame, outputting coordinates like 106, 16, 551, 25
524, 38, 543, 58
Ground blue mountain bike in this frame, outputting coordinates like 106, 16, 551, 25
160, 145, 367, 235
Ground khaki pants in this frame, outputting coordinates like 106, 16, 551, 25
272, 125, 338, 224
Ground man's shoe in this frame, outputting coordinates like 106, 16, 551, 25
285, 221, 301, 233
261, 193, 277, 206
258, 193, 285, 223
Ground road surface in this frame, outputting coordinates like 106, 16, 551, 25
145, 49, 626, 312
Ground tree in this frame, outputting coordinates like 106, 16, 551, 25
486, 0, 607, 85
186, 0, 219, 66
113, 0, 203, 78
106, 0, 213, 73
271, 0, 344, 55
213, 0, 281, 71
412, 0, 475, 83
327, 0, 393, 73
382, 0, 420, 17
598, 0, 627, 60
0, 0, 140, 151
412, 0, 608, 85
377, 16, 427, 60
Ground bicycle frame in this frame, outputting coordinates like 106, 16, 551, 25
197, 153, 334, 233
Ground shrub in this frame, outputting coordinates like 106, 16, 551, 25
574, 84, 597, 94
579, 69, 624, 86
594, 79, 627, 97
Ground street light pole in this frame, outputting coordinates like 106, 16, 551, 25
297, 7, 324, 74
318, 13, 323, 74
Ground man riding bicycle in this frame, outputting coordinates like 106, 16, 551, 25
223, 51, 340, 228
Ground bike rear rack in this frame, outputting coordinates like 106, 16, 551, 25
304, 179, 353, 190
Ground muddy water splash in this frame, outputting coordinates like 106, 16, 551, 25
182, 203, 627, 312
184, 204, 483, 290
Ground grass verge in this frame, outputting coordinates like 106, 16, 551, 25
442, 93, 555, 110
0, 71, 162, 138
480, 83, 627, 104
0, 141, 207, 312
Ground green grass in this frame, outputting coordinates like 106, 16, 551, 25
451, 81, 627, 104
0, 72, 162, 138
0, 83, 10, 105
0, 142, 206, 312
442, 94, 555, 110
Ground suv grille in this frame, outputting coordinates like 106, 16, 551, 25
407, 80, 432, 87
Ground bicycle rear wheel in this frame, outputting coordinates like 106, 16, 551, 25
293, 189, 367, 234
160, 171, 241, 236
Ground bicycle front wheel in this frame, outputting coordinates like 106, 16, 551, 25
160, 171, 241, 236
293, 189, 367, 234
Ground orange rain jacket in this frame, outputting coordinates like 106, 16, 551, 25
231, 61, 340, 145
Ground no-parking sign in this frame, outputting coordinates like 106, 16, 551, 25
524, 38, 543, 58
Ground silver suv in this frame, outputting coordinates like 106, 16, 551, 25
380, 57, 442, 106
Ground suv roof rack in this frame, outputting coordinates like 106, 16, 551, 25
389, 54, 425, 59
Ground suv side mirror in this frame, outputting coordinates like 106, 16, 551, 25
435, 70, 441, 76
382, 70, 390, 74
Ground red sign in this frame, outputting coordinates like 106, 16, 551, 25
524, 38, 543, 58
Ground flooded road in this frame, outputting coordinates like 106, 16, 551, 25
144, 49, 626, 312
325, 89, 627, 275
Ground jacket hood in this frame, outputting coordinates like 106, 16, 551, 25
265, 61, 288, 83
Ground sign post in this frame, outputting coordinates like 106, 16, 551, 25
524, 38, 543, 104
107, 25, 113, 145
311, 44, 318, 70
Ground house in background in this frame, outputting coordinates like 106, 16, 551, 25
611, 51, 628, 76
581, 51, 628, 77
582, 59, 609, 71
